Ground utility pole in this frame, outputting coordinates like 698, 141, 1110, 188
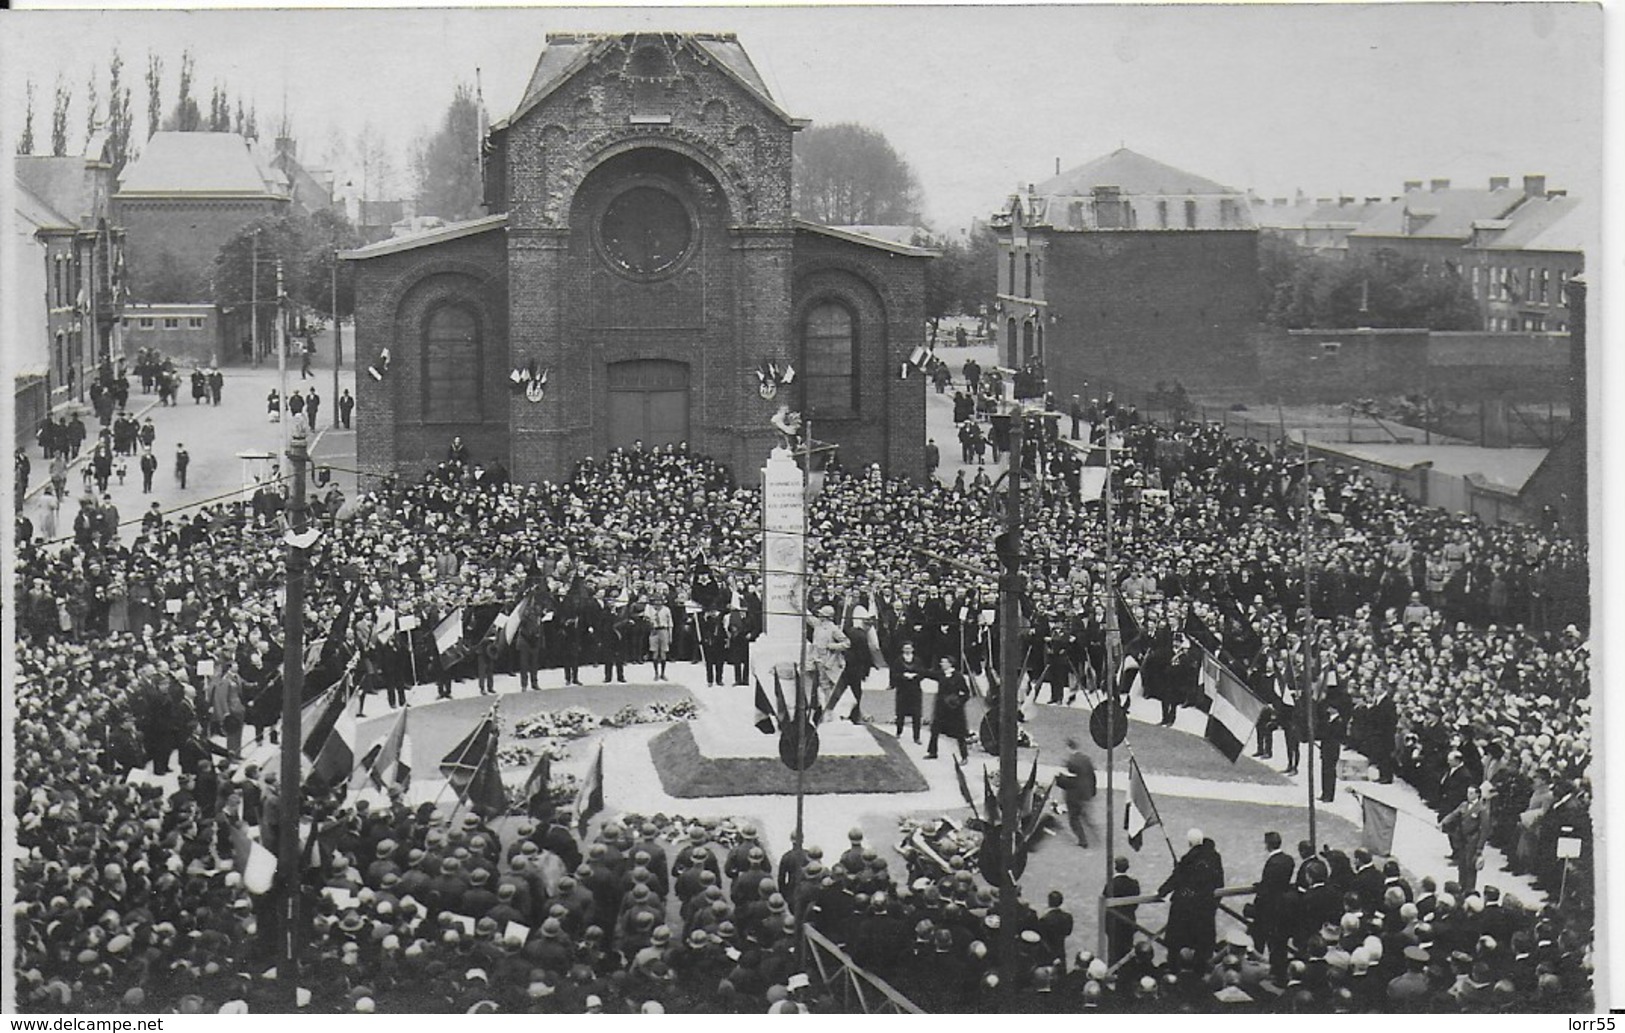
996, 411, 1024, 987
331, 252, 341, 428
793, 412, 812, 853
278, 422, 310, 1007
250, 234, 259, 369
276, 259, 288, 458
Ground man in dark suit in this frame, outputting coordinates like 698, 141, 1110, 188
1035, 891, 1074, 969
1252, 830, 1296, 980
1103, 857, 1140, 966
1350, 847, 1385, 914
1439, 750, 1473, 815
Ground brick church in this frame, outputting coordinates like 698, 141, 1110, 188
346, 32, 932, 486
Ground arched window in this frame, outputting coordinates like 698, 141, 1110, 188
1022, 321, 1036, 364
1006, 317, 1018, 367
803, 301, 855, 417
423, 304, 481, 422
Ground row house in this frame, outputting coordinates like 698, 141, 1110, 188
14, 130, 127, 413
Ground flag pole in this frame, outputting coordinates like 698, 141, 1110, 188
1100, 416, 1119, 959
1302, 431, 1319, 849
793, 411, 812, 853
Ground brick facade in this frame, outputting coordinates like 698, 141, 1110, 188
1040, 230, 1260, 398
116, 196, 286, 303
350, 32, 928, 487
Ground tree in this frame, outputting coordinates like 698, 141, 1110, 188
212, 207, 361, 336
208, 84, 232, 132
106, 50, 135, 177
18, 81, 35, 155
51, 75, 72, 156
922, 222, 1001, 340
85, 66, 100, 145
793, 123, 922, 226
1263, 243, 1481, 331
165, 49, 202, 132
413, 82, 484, 222
145, 52, 163, 141
355, 122, 397, 201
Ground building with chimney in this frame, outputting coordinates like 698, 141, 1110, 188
989, 147, 1260, 396
343, 31, 931, 485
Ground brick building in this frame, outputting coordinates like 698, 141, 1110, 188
15, 130, 127, 412
344, 31, 931, 486
114, 132, 290, 304
990, 148, 1260, 398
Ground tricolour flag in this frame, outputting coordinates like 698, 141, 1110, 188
465, 746, 510, 819
1118, 653, 1143, 698
953, 757, 980, 820
502, 597, 530, 646
434, 608, 466, 665
1360, 793, 1399, 855
908, 343, 934, 370
359, 707, 412, 793
440, 711, 498, 794
304, 685, 357, 792
1124, 756, 1163, 851
574, 742, 605, 835
1201, 650, 1269, 762
522, 752, 553, 820
753, 676, 777, 735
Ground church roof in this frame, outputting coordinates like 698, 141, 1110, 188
500, 32, 799, 130
339, 213, 508, 261
1037, 148, 1240, 197
117, 132, 288, 197
793, 220, 937, 257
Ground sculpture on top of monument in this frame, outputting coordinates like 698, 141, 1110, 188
770, 403, 803, 454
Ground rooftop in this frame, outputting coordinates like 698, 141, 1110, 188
339, 213, 508, 260
118, 132, 289, 197
1348, 186, 1525, 242
16, 155, 100, 230
1037, 148, 1241, 198
15, 180, 75, 233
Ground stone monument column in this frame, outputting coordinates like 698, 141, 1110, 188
757, 446, 805, 676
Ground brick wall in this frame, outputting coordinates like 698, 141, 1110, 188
1255, 327, 1571, 403
791, 232, 927, 479
351, 228, 509, 484
1040, 229, 1260, 398
117, 197, 286, 302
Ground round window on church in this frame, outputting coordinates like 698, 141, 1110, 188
597, 183, 694, 279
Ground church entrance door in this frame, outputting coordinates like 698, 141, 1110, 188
606, 359, 690, 450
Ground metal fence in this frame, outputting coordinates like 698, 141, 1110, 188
802, 923, 925, 1014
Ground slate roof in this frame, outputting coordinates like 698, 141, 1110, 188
1470, 195, 1588, 253
793, 220, 937, 257
16, 156, 97, 229
1037, 148, 1240, 197
1348, 186, 1525, 242
15, 181, 74, 233
339, 214, 508, 260
117, 132, 288, 197
501, 32, 797, 129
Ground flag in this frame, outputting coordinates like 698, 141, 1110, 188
983, 768, 1000, 826
231, 823, 277, 895
360, 707, 412, 793
1201, 653, 1269, 762
302, 683, 350, 764
306, 686, 357, 792
465, 747, 510, 819
908, 343, 934, 370
434, 608, 466, 665
321, 580, 364, 664
1114, 593, 1142, 651
1360, 793, 1399, 855
772, 669, 791, 727
1124, 756, 1163, 851
574, 742, 605, 835
440, 711, 499, 793
502, 597, 530, 646
1117, 653, 1143, 698
1018, 753, 1039, 822
753, 676, 777, 735
1083, 443, 1110, 468
953, 758, 980, 819
1185, 610, 1223, 657
522, 752, 553, 820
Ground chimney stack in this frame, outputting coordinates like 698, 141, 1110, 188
1055, 157, 1061, 176
1430, 178, 1451, 192
1523, 174, 1547, 198
1547, 189, 1567, 198
1403, 180, 1423, 192
1489, 176, 1510, 191
1339, 196, 1354, 206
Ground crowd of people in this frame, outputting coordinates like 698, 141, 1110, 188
12, 372, 1593, 1011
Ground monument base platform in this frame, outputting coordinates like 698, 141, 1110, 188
648, 722, 930, 798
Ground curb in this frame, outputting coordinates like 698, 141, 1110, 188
21, 394, 164, 504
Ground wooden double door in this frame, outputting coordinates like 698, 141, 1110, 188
606, 359, 690, 450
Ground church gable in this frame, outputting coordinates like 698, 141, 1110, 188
498, 33, 800, 228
